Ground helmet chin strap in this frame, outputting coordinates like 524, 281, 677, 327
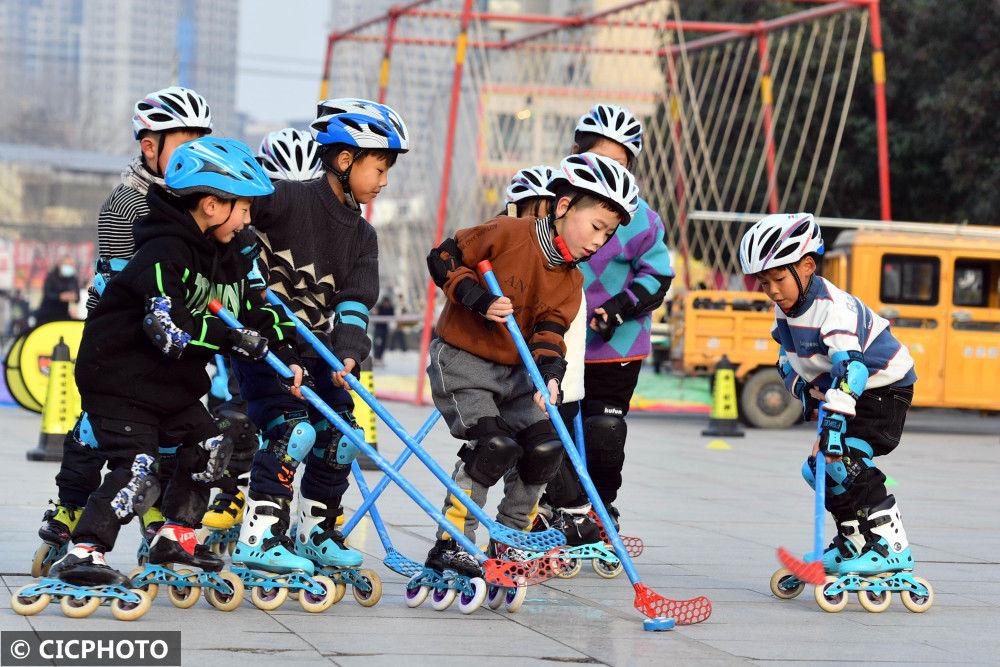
784, 265, 813, 317
332, 149, 364, 212
204, 200, 237, 239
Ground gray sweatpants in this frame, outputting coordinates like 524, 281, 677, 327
427, 338, 552, 542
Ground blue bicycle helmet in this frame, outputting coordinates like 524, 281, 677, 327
165, 137, 274, 199
311, 98, 409, 152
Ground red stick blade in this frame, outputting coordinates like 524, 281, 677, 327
482, 548, 569, 587
589, 510, 644, 557
633, 583, 712, 625
776, 547, 825, 585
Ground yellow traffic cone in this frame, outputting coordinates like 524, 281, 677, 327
27, 337, 82, 461
350, 356, 380, 471
701, 355, 744, 438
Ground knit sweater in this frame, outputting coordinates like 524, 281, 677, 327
434, 215, 582, 368
580, 197, 673, 362
250, 176, 377, 363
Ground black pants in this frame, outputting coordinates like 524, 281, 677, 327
72, 404, 219, 552
826, 383, 913, 522
544, 360, 643, 508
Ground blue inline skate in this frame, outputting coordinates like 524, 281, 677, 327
128, 523, 244, 611
813, 495, 933, 613
406, 538, 491, 614
13, 545, 151, 621
231, 492, 342, 612
770, 517, 865, 599
531, 504, 622, 579
294, 498, 381, 607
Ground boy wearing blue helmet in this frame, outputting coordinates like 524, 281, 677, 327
230, 99, 408, 575
51, 138, 300, 587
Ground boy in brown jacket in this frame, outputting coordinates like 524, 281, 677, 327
423, 153, 639, 576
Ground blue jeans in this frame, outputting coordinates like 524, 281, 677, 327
231, 356, 354, 506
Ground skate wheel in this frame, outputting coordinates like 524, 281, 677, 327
557, 558, 582, 579
405, 583, 430, 608
429, 586, 457, 611
11, 585, 50, 616
900, 576, 934, 613
128, 566, 158, 599
227, 541, 237, 556
299, 575, 336, 613
250, 580, 288, 610
504, 584, 527, 613
206, 571, 244, 612
814, 575, 849, 613
352, 569, 381, 608
486, 585, 505, 610
858, 579, 892, 613
592, 557, 623, 579
458, 577, 487, 614
111, 590, 151, 621
769, 568, 805, 599
60, 594, 102, 618
167, 569, 201, 609
31, 544, 52, 578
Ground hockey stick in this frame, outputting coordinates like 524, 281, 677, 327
263, 289, 567, 553
350, 460, 424, 578
776, 406, 827, 585
478, 261, 712, 625
209, 300, 562, 587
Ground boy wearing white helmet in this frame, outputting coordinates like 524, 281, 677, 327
740, 213, 919, 579
230, 99, 408, 575
35, 87, 214, 571
423, 152, 639, 574
543, 104, 674, 533
256, 128, 322, 182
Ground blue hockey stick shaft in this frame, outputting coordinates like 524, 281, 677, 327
207, 299, 490, 564
573, 403, 586, 462
264, 289, 565, 551
478, 262, 643, 585
812, 406, 826, 563
341, 410, 439, 536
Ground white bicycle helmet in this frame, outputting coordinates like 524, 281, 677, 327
505, 165, 557, 205
574, 104, 643, 159
311, 98, 409, 152
132, 86, 213, 138
739, 213, 824, 274
546, 152, 640, 224
257, 128, 321, 181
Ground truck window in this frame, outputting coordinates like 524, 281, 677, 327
880, 255, 939, 305
954, 259, 1000, 308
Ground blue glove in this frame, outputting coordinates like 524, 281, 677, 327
818, 412, 847, 457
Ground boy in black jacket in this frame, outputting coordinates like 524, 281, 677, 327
52, 138, 300, 586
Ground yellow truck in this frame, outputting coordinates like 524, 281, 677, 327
669, 222, 1000, 427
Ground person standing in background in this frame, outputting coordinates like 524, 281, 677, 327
34, 256, 79, 325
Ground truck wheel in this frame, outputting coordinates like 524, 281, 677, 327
740, 368, 800, 428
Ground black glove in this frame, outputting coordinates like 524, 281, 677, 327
792, 377, 821, 421
227, 327, 268, 361
536, 355, 567, 405
592, 292, 633, 342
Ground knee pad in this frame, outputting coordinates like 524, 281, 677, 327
262, 411, 315, 464
459, 417, 520, 487
312, 413, 365, 469
801, 437, 876, 497
583, 414, 626, 469
214, 408, 260, 457
515, 422, 565, 485
110, 454, 161, 520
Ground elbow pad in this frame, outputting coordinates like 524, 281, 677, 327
426, 237, 464, 288
142, 297, 191, 359
831, 350, 868, 400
